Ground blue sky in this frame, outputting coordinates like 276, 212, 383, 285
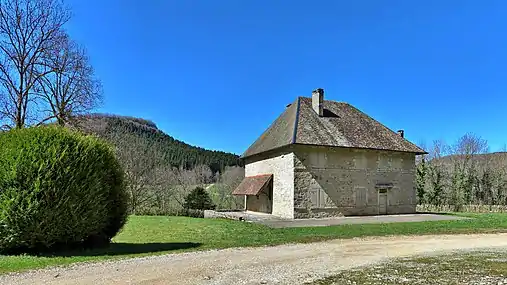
66, 0, 507, 155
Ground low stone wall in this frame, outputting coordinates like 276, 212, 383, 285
418, 204, 507, 213
204, 210, 247, 221
204, 210, 289, 222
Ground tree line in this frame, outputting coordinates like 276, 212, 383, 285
72, 113, 242, 172
416, 133, 507, 211
69, 113, 244, 215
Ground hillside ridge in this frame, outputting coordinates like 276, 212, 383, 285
70, 113, 241, 172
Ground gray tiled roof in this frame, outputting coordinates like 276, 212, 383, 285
242, 101, 298, 158
242, 96, 426, 158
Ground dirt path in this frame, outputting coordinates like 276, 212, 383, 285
3, 233, 507, 285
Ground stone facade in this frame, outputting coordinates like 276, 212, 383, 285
242, 145, 417, 219
293, 145, 417, 218
244, 151, 295, 219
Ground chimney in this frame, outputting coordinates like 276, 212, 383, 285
397, 130, 404, 138
312, 88, 324, 116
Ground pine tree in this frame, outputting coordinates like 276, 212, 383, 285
183, 187, 216, 210
416, 156, 427, 204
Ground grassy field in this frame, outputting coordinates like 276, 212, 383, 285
1, 213, 507, 274
308, 250, 507, 284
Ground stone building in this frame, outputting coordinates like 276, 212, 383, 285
232, 88, 426, 219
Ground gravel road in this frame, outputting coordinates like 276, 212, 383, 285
2, 233, 507, 285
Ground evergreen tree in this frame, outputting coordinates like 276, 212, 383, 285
183, 187, 216, 210
416, 156, 427, 204
428, 164, 445, 206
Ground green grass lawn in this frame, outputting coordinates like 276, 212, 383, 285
1, 213, 507, 274
308, 250, 507, 284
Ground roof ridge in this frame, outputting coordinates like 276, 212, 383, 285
299, 96, 349, 104
292, 97, 302, 144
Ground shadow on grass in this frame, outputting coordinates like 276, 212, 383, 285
34, 242, 202, 257
416, 211, 456, 216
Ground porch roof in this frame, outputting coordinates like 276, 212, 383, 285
232, 174, 273, 196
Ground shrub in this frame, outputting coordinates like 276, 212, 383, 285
0, 126, 128, 253
171, 208, 205, 218
132, 206, 205, 218
183, 187, 216, 210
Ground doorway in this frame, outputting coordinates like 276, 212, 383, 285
245, 179, 273, 214
378, 189, 388, 215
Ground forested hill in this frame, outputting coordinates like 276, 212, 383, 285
70, 114, 241, 172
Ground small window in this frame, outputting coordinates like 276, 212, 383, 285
378, 188, 388, 194
354, 186, 367, 206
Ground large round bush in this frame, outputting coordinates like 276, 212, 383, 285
0, 126, 128, 253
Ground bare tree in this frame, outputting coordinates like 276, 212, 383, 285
215, 166, 245, 210
171, 164, 213, 208
428, 139, 449, 160
449, 133, 489, 207
193, 164, 214, 186
426, 139, 448, 207
37, 32, 102, 126
148, 165, 177, 214
0, 0, 70, 128
450, 133, 489, 172
113, 132, 173, 214
482, 152, 507, 205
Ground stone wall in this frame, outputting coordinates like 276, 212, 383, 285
245, 151, 295, 219
293, 145, 417, 218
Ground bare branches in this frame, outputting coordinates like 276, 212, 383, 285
418, 133, 507, 211
0, 0, 70, 128
453, 133, 489, 156
36, 32, 102, 126
215, 166, 245, 210
112, 132, 174, 214
170, 165, 213, 208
